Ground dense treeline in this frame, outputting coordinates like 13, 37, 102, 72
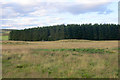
9, 24, 120, 41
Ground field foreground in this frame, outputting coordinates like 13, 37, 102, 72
2, 40, 118, 78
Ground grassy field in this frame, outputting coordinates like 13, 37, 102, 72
2, 36, 9, 41
2, 40, 118, 78
0, 29, 13, 41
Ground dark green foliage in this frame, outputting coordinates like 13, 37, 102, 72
9, 24, 120, 41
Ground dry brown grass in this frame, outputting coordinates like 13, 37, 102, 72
2, 40, 118, 78
2, 40, 118, 50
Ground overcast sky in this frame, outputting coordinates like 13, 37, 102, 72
0, 0, 119, 29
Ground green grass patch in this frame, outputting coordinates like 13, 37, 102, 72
2, 36, 9, 41
34, 48, 113, 54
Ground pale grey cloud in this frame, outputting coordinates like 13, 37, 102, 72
0, 0, 118, 29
